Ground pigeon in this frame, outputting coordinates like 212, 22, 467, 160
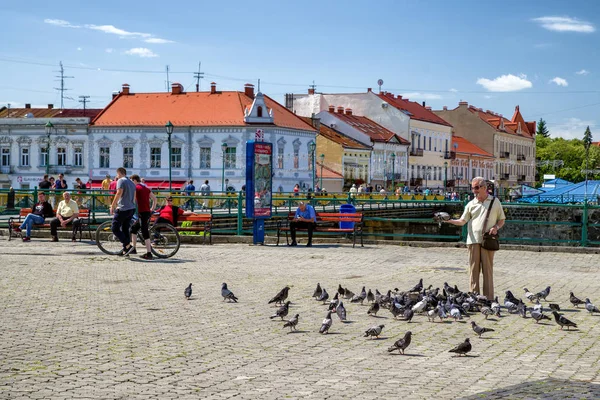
343, 288, 355, 300
570, 292, 585, 308
389, 302, 404, 319
412, 299, 427, 313
524, 288, 536, 302
471, 321, 495, 338
319, 311, 333, 334
444, 282, 458, 296
337, 284, 346, 297
450, 306, 463, 321
491, 296, 501, 316
532, 299, 543, 312
364, 324, 385, 339
328, 293, 339, 311
366, 289, 375, 303
549, 303, 560, 311
317, 288, 329, 304
552, 311, 577, 330
367, 302, 380, 316
585, 298, 600, 314
530, 309, 551, 323
270, 301, 291, 320
480, 307, 494, 320
408, 278, 423, 293
388, 331, 412, 354
312, 283, 322, 299
403, 308, 414, 323
221, 283, 238, 302
283, 314, 299, 332
433, 212, 451, 227
336, 301, 347, 321
449, 338, 472, 356
427, 307, 438, 322
536, 286, 551, 301
350, 288, 366, 304
437, 305, 448, 320
269, 286, 290, 305
184, 283, 192, 300
517, 302, 527, 318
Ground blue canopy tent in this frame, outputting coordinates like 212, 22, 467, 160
541, 178, 573, 192
521, 180, 600, 203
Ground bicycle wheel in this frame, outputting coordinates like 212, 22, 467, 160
95, 220, 122, 255
149, 223, 181, 258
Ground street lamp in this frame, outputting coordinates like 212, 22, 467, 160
425, 167, 431, 189
444, 161, 448, 190
309, 141, 316, 191
390, 152, 396, 192
165, 121, 174, 192
45, 121, 53, 175
319, 153, 325, 190
221, 142, 228, 192
383, 160, 387, 190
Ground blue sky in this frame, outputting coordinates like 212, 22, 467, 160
1, 0, 598, 140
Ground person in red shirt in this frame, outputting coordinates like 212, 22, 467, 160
129, 175, 157, 260
155, 196, 194, 226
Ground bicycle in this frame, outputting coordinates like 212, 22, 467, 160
95, 219, 181, 258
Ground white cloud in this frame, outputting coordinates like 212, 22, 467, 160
401, 92, 442, 100
85, 24, 152, 38
144, 38, 175, 44
550, 77, 568, 87
44, 19, 80, 28
77, 47, 82, 51
576, 69, 590, 75
105, 48, 114, 53
44, 18, 173, 43
449, 88, 458, 93
476, 74, 533, 92
549, 118, 596, 140
533, 16, 595, 33
124, 47, 158, 58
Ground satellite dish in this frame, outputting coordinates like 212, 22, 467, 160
377, 79, 384, 86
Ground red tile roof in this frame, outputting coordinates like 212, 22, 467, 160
325, 111, 409, 145
0, 107, 102, 119
91, 89, 314, 131
299, 116, 371, 150
452, 136, 493, 158
467, 105, 535, 138
376, 92, 452, 127
316, 162, 343, 179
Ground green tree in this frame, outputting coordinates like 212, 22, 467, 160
536, 118, 550, 138
583, 126, 593, 181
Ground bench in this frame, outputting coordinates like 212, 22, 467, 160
8, 208, 92, 241
276, 212, 364, 247
150, 213, 213, 245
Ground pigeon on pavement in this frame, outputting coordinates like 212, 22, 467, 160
344, 288, 355, 300
480, 307, 494, 320
312, 283, 322, 299
270, 301, 291, 320
317, 288, 329, 304
552, 311, 577, 330
367, 302, 380, 317
221, 283, 238, 302
471, 321, 495, 338
517, 302, 527, 318
367, 289, 375, 303
585, 298, 600, 314
269, 286, 290, 305
184, 283, 192, 300
319, 311, 333, 334
283, 314, 299, 331
364, 324, 385, 339
336, 301, 347, 321
549, 303, 560, 311
388, 331, 412, 354
351, 288, 366, 304
403, 308, 414, 323
570, 292, 585, 308
524, 288, 536, 302
536, 286, 551, 301
449, 338, 472, 356
408, 278, 423, 293
530, 309, 551, 323
337, 284, 346, 297
491, 297, 501, 317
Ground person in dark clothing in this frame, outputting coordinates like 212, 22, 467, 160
38, 175, 51, 189
129, 175, 157, 260
110, 167, 137, 256
289, 201, 317, 247
13, 192, 54, 241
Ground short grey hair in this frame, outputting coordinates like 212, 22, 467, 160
471, 177, 486, 186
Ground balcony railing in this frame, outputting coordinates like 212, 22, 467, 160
444, 151, 456, 160
410, 148, 424, 157
499, 152, 510, 159
517, 154, 526, 161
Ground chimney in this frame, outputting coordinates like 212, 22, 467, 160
345, 108, 353, 116
310, 113, 321, 130
308, 88, 315, 95
244, 83, 255, 98
48, 104, 54, 109
367, 88, 372, 92
25, 104, 31, 109
210, 82, 216, 94
171, 82, 183, 95
425, 106, 432, 111
397, 95, 402, 100
443, 106, 448, 111
328, 105, 335, 113
112, 91, 119, 99
458, 101, 468, 107
422, 101, 426, 107
337, 106, 344, 114
122, 83, 130, 95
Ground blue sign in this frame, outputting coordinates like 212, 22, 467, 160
245, 141, 273, 219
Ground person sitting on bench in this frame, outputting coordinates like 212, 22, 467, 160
14, 192, 54, 242
290, 201, 317, 247
50, 192, 81, 242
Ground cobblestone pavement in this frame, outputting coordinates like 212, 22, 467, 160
1, 239, 600, 399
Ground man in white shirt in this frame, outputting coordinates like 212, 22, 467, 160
50, 192, 81, 242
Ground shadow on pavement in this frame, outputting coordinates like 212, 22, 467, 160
459, 378, 600, 399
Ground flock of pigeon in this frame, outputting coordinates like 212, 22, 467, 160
184, 278, 600, 357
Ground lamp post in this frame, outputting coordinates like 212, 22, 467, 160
383, 160, 387, 190
319, 154, 324, 190
165, 121, 174, 192
390, 152, 396, 192
221, 142, 228, 192
45, 121, 53, 175
425, 167, 431, 189
308, 141, 316, 191
444, 161, 448, 190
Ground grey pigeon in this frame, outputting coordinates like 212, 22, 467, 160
437, 305, 448, 321
549, 303, 560, 311
221, 282, 238, 302
336, 301, 347, 321
312, 283, 322, 299
524, 288, 536, 302
408, 278, 423, 293
319, 311, 333, 334
184, 283, 192, 300
367, 302, 380, 316
269, 286, 290, 305
480, 307, 494, 320
403, 308, 414, 323
389, 302, 404, 319
388, 331, 412, 354
366, 289, 375, 303
530, 309, 551, 323
328, 293, 339, 311
343, 288, 355, 300
585, 298, 600, 314
350, 288, 366, 304
471, 321, 494, 338
570, 292, 585, 308
491, 296, 501, 317
270, 301, 291, 320
433, 212, 451, 227
552, 311, 577, 330
283, 314, 299, 332
364, 324, 384, 339
450, 307, 463, 321
517, 302, 527, 318
536, 286, 551, 301
317, 288, 329, 304
449, 338, 472, 356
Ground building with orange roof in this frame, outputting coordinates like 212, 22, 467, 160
0, 104, 102, 189
90, 82, 316, 192
434, 101, 536, 191
448, 136, 494, 191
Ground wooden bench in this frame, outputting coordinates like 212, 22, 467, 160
8, 208, 92, 241
150, 213, 213, 245
276, 211, 364, 247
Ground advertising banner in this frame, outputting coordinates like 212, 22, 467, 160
245, 141, 272, 219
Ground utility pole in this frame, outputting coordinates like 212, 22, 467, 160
78, 95, 90, 116
309, 80, 317, 93
194, 62, 204, 92
54, 61, 74, 109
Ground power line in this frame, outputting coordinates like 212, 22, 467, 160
78, 95, 90, 116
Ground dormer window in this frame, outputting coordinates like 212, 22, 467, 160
244, 92, 274, 124
257, 106, 263, 118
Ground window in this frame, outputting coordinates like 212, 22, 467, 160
200, 147, 211, 168
123, 147, 133, 168
293, 147, 299, 169
20, 148, 29, 167
278, 146, 284, 169
1, 148, 9, 166
41, 147, 48, 167
225, 147, 236, 168
257, 106, 263, 118
74, 147, 83, 167
171, 147, 182, 168
57, 147, 66, 166
99, 147, 110, 168
150, 147, 161, 168
429, 136, 432, 151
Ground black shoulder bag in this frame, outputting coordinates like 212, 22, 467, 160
481, 197, 500, 251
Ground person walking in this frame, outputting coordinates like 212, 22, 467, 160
129, 175, 157, 260
109, 167, 137, 256
445, 177, 505, 299
200, 180, 211, 210
184, 180, 196, 210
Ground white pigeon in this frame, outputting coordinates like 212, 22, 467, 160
412, 299, 427, 313
427, 308, 438, 322
524, 288, 536, 302
450, 307, 462, 320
